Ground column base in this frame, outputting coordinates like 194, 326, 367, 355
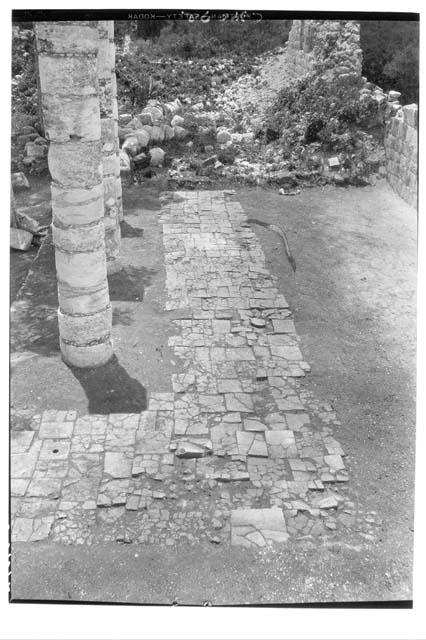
60, 338, 114, 368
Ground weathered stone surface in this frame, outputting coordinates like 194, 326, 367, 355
175, 441, 206, 458
231, 507, 289, 546
10, 228, 33, 251
11, 190, 351, 547
11, 431, 35, 453
27, 478, 62, 499
35, 21, 113, 368
12, 172, 30, 190
149, 147, 165, 167
39, 422, 74, 440
317, 496, 338, 509
243, 419, 267, 432
217, 128, 232, 144
104, 452, 132, 478
225, 393, 254, 413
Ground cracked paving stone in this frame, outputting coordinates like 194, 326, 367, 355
225, 393, 255, 413
231, 507, 289, 546
26, 478, 62, 499
236, 431, 268, 457
135, 431, 171, 455
198, 394, 226, 412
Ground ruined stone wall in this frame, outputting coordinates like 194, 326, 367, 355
285, 20, 418, 208
384, 104, 418, 208
284, 20, 315, 78
285, 20, 362, 82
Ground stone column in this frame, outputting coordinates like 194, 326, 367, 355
109, 22, 124, 222
97, 20, 122, 272
35, 21, 113, 368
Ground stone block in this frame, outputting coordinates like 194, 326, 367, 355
43, 94, 100, 143
58, 306, 112, 344
58, 281, 110, 316
48, 141, 102, 189
35, 23, 98, 55
55, 246, 107, 289
10, 228, 33, 251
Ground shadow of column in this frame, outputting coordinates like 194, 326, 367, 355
67, 355, 147, 414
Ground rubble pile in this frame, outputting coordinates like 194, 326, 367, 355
117, 28, 398, 191
11, 121, 48, 174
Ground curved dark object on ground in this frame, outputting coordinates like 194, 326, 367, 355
245, 217, 297, 273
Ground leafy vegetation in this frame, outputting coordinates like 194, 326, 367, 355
360, 20, 419, 104
262, 23, 385, 185
116, 19, 291, 58
11, 25, 39, 124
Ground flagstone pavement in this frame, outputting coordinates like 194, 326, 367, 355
11, 190, 364, 548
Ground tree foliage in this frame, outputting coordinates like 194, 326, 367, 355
360, 20, 419, 104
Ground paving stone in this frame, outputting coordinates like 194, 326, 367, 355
97, 479, 129, 507
272, 319, 296, 334
217, 379, 243, 393
29, 516, 55, 541
317, 496, 338, 509
27, 478, 62, 499
12, 517, 34, 542
39, 422, 74, 439
324, 454, 345, 471
176, 441, 207, 458
198, 394, 226, 412
225, 393, 254, 413
248, 437, 268, 457
11, 478, 29, 497
243, 419, 267, 432
270, 346, 303, 361
231, 507, 289, 546
34, 458, 69, 479
11, 441, 41, 478
265, 430, 295, 447
104, 452, 132, 478
135, 431, 170, 455
39, 439, 71, 461
11, 431, 35, 453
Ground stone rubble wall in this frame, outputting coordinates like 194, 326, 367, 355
284, 19, 418, 208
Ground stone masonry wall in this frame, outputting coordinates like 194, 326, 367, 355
285, 20, 362, 82
284, 20, 315, 78
285, 20, 418, 208
384, 104, 418, 208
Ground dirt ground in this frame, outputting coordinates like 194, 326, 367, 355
10, 176, 416, 604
